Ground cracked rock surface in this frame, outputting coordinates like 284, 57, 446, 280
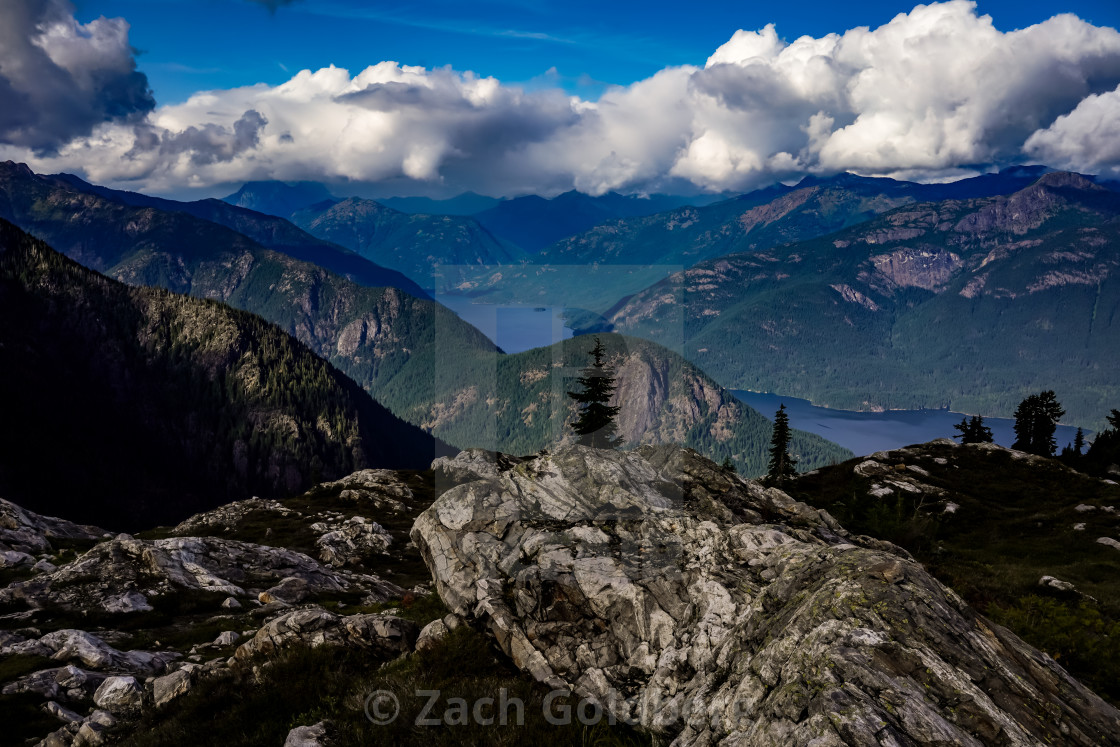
1, 536, 403, 614
412, 444, 1120, 746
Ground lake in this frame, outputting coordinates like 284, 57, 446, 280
733, 390, 1088, 458
437, 294, 1089, 456
437, 294, 574, 354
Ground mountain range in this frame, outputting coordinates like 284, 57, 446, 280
290, 197, 523, 289
224, 180, 724, 254
0, 162, 845, 475
595, 171, 1120, 427
0, 218, 441, 530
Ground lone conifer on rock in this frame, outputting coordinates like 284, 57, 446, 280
766, 403, 797, 484
567, 337, 623, 449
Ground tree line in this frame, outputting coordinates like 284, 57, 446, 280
568, 342, 1120, 482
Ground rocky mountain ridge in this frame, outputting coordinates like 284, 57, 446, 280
0, 218, 441, 529
414, 443, 1120, 745
0, 164, 849, 476
291, 197, 524, 289
2, 440, 1119, 745
597, 172, 1120, 426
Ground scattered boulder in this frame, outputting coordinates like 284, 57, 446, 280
321, 469, 415, 512
415, 618, 449, 652
315, 517, 393, 566
0, 497, 105, 557
102, 591, 153, 614
221, 596, 242, 610
2, 629, 177, 674
284, 720, 335, 747
234, 606, 417, 662
260, 577, 312, 605
171, 498, 294, 535
1040, 575, 1077, 592
44, 700, 83, 723
414, 444, 1120, 746
150, 669, 192, 708
32, 558, 58, 574
0, 536, 401, 615
213, 631, 240, 647
75, 720, 108, 746
92, 675, 144, 713
1098, 537, 1120, 551
0, 549, 35, 567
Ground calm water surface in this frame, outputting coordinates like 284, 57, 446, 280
733, 390, 1087, 457
438, 293, 1087, 457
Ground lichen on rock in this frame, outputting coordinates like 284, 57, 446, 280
412, 444, 1120, 746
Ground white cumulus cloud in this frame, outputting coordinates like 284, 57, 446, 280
4, 1, 1120, 196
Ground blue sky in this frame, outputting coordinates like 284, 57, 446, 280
76, 0, 1120, 105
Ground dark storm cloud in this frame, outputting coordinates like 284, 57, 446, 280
0, 0, 154, 152
152, 110, 268, 166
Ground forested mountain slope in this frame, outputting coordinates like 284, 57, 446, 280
390, 332, 851, 474
292, 197, 523, 289
601, 172, 1120, 426
46, 171, 428, 298
471, 169, 1049, 311
0, 219, 441, 529
0, 164, 848, 475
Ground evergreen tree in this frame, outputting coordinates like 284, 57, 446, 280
1073, 427, 1085, 455
766, 404, 798, 484
567, 337, 623, 449
1012, 391, 1065, 456
1085, 409, 1120, 476
953, 414, 993, 444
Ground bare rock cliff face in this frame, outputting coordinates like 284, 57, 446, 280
412, 445, 1120, 746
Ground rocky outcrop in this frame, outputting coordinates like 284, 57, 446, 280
170, 498, 295, 535
0, 497, 107, 558
413, 445, 1120, 746
0, 536, 403, 614
233, 606, 418, 661
2, 629, 177, 675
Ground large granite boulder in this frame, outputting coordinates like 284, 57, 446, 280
412, 445, 1120, 746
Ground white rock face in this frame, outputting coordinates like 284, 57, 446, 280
284, 721, 332, 747
92, 675, 144, 713
1097, 537, 1120, 551
151, 669, 192, 708
0, 535, 401, 614
102, 591, 153, 614
413, 445, 1120, 747
234, 606, 418, 662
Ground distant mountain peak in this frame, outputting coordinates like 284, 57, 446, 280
1033, 170, 1102, 191
223, 180, 335, 218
